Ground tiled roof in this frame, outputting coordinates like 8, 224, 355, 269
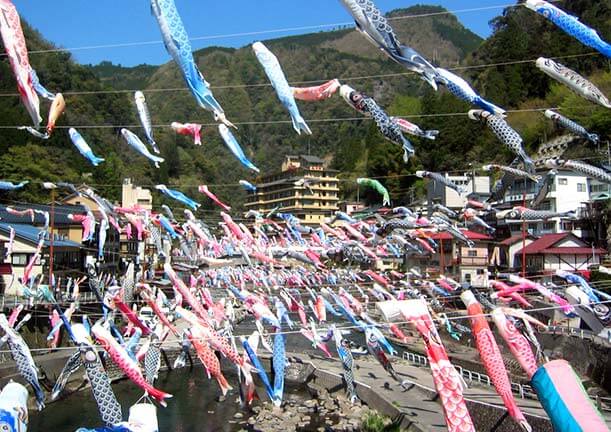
429, 230, 493, 241
513, 233, 606, 256
515, 233, 570, 255
500, 234, 537, 246
0, 203, 87, 226
299, 155, 325, 164
0, 223, 82, 248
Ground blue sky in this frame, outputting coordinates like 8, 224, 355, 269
13, 0, 504, 67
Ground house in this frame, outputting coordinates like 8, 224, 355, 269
245, 155, 340, 226
122, 178, 153, 210
0, 223, 83, 296
422, 230, 494, 288
426, 173, 490, 210
60, 187, 122, 272
339, 201, 367, 215
0, 203, 87, 244
514, 232, 605, 273
121, 179, 153, 259
500, 169, 590, 237
491, 234, 538, 269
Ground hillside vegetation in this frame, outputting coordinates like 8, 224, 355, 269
0, 2, 608, 210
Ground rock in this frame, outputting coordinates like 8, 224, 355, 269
304, 399, 317, 408
348, 411, 361, 419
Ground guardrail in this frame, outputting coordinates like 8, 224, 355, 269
0, 291, 100, 309
543, 325, 611, 347
402, 350, 611, 412
402, 351, 534, 399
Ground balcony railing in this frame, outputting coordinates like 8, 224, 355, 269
459, 256, 489, 266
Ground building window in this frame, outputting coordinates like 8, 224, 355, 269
543, 222, 555, 231
538, 201, 551, 211
561, 221, 574, 231
467, 250, 477, 257
577, 183, 586, 192
11, 254, 28, 266
591, 184, 609, 193
558, 178, 568, 186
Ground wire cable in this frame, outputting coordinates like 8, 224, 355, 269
8, 3, 529, 57
0, 51, 598, 98
0, 106, 570, 130
2, 296, 607, 354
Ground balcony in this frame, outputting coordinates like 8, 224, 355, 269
459, 256, 489, 266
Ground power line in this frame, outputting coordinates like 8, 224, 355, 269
0, 51, 598, 98
9, 3, 525, 57
3, 296, 606, 355
1, 153, 607, 189
0, 107, 567, 130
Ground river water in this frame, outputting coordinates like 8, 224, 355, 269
28, 316, 368, 431
30, 367, 253, 432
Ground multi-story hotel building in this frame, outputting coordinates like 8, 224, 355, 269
245, 155, 340, 225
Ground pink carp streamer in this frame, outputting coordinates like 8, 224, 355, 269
199, 185, 231, 211
400, 300, 475, 432
0, 0, 41, 126
171, 122, 203, 145
46, 93, 65, 135
491, 309, 539, 379
292, 79, 341, 101
461, 291, 531, 431
508, 275, 573, 314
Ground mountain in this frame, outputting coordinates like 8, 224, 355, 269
0, 2, 608, 211
322, 5, 482, 65
88, 61, 157, 90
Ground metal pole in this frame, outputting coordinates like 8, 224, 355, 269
522, 179, 526, 277
440, 238, 444, 275
49, 189, 56, 286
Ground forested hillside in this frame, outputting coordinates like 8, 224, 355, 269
0, 2, 608, 210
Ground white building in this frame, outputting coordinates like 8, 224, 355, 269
426, 173, 490, 210
120, 179, 154, 263
0, 224, 82, 296
122, 178, 153, 211
502, 170, 590, 237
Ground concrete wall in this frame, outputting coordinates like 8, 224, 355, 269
539, 332, 611, 394
543, 254, 600, 271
